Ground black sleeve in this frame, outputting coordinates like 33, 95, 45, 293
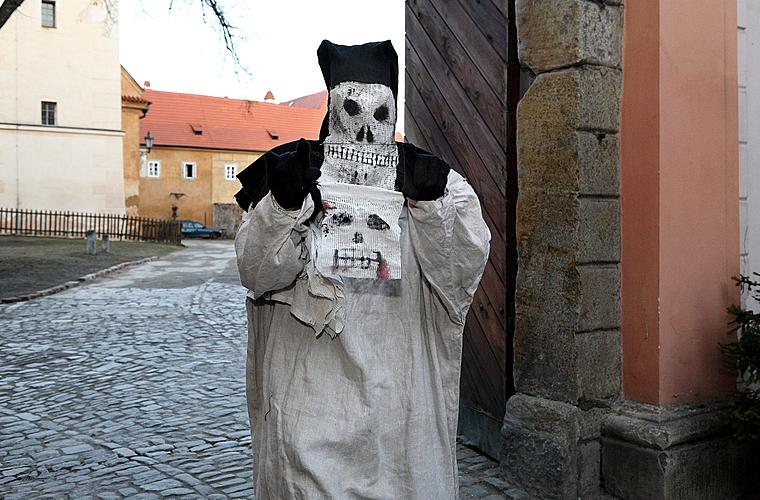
234, 140, 323, 211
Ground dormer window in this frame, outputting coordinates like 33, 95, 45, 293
267, 129, 279, 140
41, 1, 56, 28
190, 123, 203, 135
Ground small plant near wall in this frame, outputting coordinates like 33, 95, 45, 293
722, 273, 760, 440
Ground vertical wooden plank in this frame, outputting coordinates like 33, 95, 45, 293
406, 0, 519, 454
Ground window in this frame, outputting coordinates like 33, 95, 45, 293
225, 164, 237, 180
41, 1, 56, 28
147, 160, 160, 178
182, 162, 196, 179
41, 101, 56, 125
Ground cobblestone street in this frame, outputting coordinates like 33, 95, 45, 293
0, 240, 513, 499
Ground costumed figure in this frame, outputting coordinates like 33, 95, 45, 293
234, 40, 490, 499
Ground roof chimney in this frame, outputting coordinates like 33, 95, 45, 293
264, 90, 275, 102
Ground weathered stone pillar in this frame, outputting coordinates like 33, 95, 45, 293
503, 1, 623, 498
506, 0, 759, 498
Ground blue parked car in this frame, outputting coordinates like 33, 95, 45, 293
180, 220, 223, 239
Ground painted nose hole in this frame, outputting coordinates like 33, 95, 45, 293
353, 232, 364, 244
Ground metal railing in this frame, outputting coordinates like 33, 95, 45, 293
0, 208, 181, 244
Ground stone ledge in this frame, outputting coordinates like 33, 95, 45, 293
602, 399, 733, 450
502, 394, 616, 499
502, 394, 582, 499
601, 400, 760, 500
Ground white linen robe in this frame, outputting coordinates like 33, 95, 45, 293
235, 170, 490, 499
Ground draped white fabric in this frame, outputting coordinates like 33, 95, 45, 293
235, 170, 490, 499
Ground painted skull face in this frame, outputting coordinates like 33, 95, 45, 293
327, 81, 396, 145
322, 82, 399, 191
315, 182, 404, 280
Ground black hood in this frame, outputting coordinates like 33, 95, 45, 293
316, 40, 399, 141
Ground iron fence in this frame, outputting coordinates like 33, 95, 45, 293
0, 208, 182, 244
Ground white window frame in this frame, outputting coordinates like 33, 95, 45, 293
182, 161, 197, 179
224, 164, 237, 181
147, 160, 161, 178
41, 0, 56, 28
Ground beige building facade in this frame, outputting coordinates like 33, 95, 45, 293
137, 145, 260, 226
121, 67, 150, 217
0, 0, 125, 213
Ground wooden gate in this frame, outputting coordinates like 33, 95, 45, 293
405, 0, 525, 456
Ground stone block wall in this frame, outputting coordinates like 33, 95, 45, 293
213, 203, 244, 239
502, 1, 623, 498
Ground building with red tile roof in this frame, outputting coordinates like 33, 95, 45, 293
121, 76, 326, 234
122, 79, 405, 234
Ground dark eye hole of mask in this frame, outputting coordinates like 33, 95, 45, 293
367, 214, 390, 230
343, 99, 361, 117
373, 105, 389, 122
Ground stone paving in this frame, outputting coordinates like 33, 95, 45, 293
0, 240, 513, 499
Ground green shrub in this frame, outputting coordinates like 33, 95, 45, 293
722, 273, 760, 440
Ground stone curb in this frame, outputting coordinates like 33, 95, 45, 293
0, 256, 159, 304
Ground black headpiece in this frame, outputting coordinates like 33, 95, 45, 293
317, 40, 399, 140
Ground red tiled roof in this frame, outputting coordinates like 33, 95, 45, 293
140, 89, 325, 151
280, 90, 328, 110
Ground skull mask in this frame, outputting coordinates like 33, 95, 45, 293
328, 82, 396, 145
322, 82, 399, 190
313, 40, 405, 280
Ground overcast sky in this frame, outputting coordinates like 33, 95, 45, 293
119, 0, 406, 131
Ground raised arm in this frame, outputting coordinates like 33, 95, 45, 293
406, 169, 491, 325
235, 139, 321, 298
235, 193, 313, 298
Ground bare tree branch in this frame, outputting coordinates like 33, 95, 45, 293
1, 0, 247, 74
170, 0, 249, 75
0, 0, 25, 30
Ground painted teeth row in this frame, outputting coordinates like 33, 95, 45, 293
326, 145, 397, 166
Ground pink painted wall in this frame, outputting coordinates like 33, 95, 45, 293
622, 0, 739, 404
620, 0, 661, 403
